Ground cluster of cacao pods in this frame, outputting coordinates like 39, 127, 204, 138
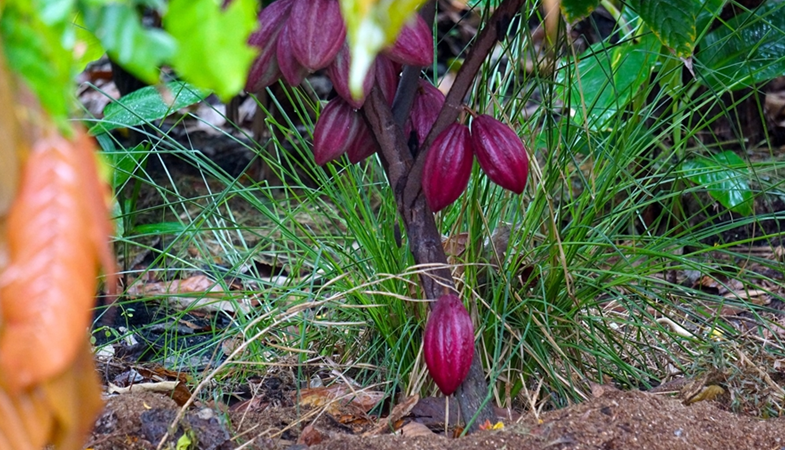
247, 0, 529, 210
423, 114, 530, 213
246, 0, 434, 166
423, 294, 474, 396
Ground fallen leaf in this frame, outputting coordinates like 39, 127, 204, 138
299, 385, 387, 415
363, 394, 419, 436
684, 385, 725, 405
297, 424, 325, 446
400, 421, 434, 437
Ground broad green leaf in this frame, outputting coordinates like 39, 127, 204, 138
340, 0, 425, 97
559, 34, 659, 130
164, 0, 258, 101
627, 0, 700, 57
695, 1, 785, 91
682, 150, 753, 216
695, 0, 727, 38
82, 3, 175, 84
560, 0, 600, 22
1, 4, 74, 124
89, 81, 208, 134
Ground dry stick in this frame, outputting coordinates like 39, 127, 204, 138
362, 0, 525, 432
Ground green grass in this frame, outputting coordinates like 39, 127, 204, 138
89, 0, 785, 418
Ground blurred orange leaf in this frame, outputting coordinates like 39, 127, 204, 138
0, 130, 116, 391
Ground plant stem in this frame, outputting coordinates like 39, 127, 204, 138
362, 0, 525, 432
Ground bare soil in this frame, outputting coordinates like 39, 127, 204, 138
87, 386, 785, 450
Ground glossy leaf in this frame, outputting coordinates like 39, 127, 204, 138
696, 1, 785, 91
682, 150, 753, 216
559, 34, 659, 129
164, 0, 258, 101
628, 0, 700, 57
90, 82, 208, 134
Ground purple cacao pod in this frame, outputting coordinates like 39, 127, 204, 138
383, 14, 434, 67
328, 42, 376, 109
245, 0, 293, 92
346, 120, 379, 164
423, 294, 474, 396
422, 123, 474, 212
278, 23, 310, 86
404, 80, 445, 147
470, 115, 529, 194
374, 55, 400, 105
288, 0, 346, 71
312, 98, 360, 165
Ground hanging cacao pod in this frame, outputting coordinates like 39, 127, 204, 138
278, 23, 310, 86
346, 120, 380, 164
245, 0, 293, 92
288, 0, 346, 71
422, 123, 474, 212
374, 55, 400, 106
470, 114, 529, 194
312, 98, 360, 165
328, 42, 376, 109
423, 294, 474, 396
383, 14, 434, 67
404, 79, 445, 148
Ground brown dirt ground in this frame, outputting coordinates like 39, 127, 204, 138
87, 387, 785, 450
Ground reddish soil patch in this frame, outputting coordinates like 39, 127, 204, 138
87, 388, 785, 449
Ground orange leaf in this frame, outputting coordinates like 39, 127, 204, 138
0, 131, 115, 391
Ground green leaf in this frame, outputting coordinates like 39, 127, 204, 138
72, 13, 106, 72
89, 81, 209, 134
132, 222, 187, 235
82, 3, 176, 84
695, 1, 785, 91
1, 4, 74, 125
340, 0, 425, 97
682, 150, 753, 216
164, 0, 258, 101
97, 137, 149, 189
695, 0, 727, 38
560, 0, 600, 22
627, 0, 700, 57
558, 34, 659, 130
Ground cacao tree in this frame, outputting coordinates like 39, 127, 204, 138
246, 0, 533, 429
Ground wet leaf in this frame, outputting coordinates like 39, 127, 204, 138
90, 81, 208, 134
628, 0, 700, 57
682, 150, 753, 216
696, 1, 785, 91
